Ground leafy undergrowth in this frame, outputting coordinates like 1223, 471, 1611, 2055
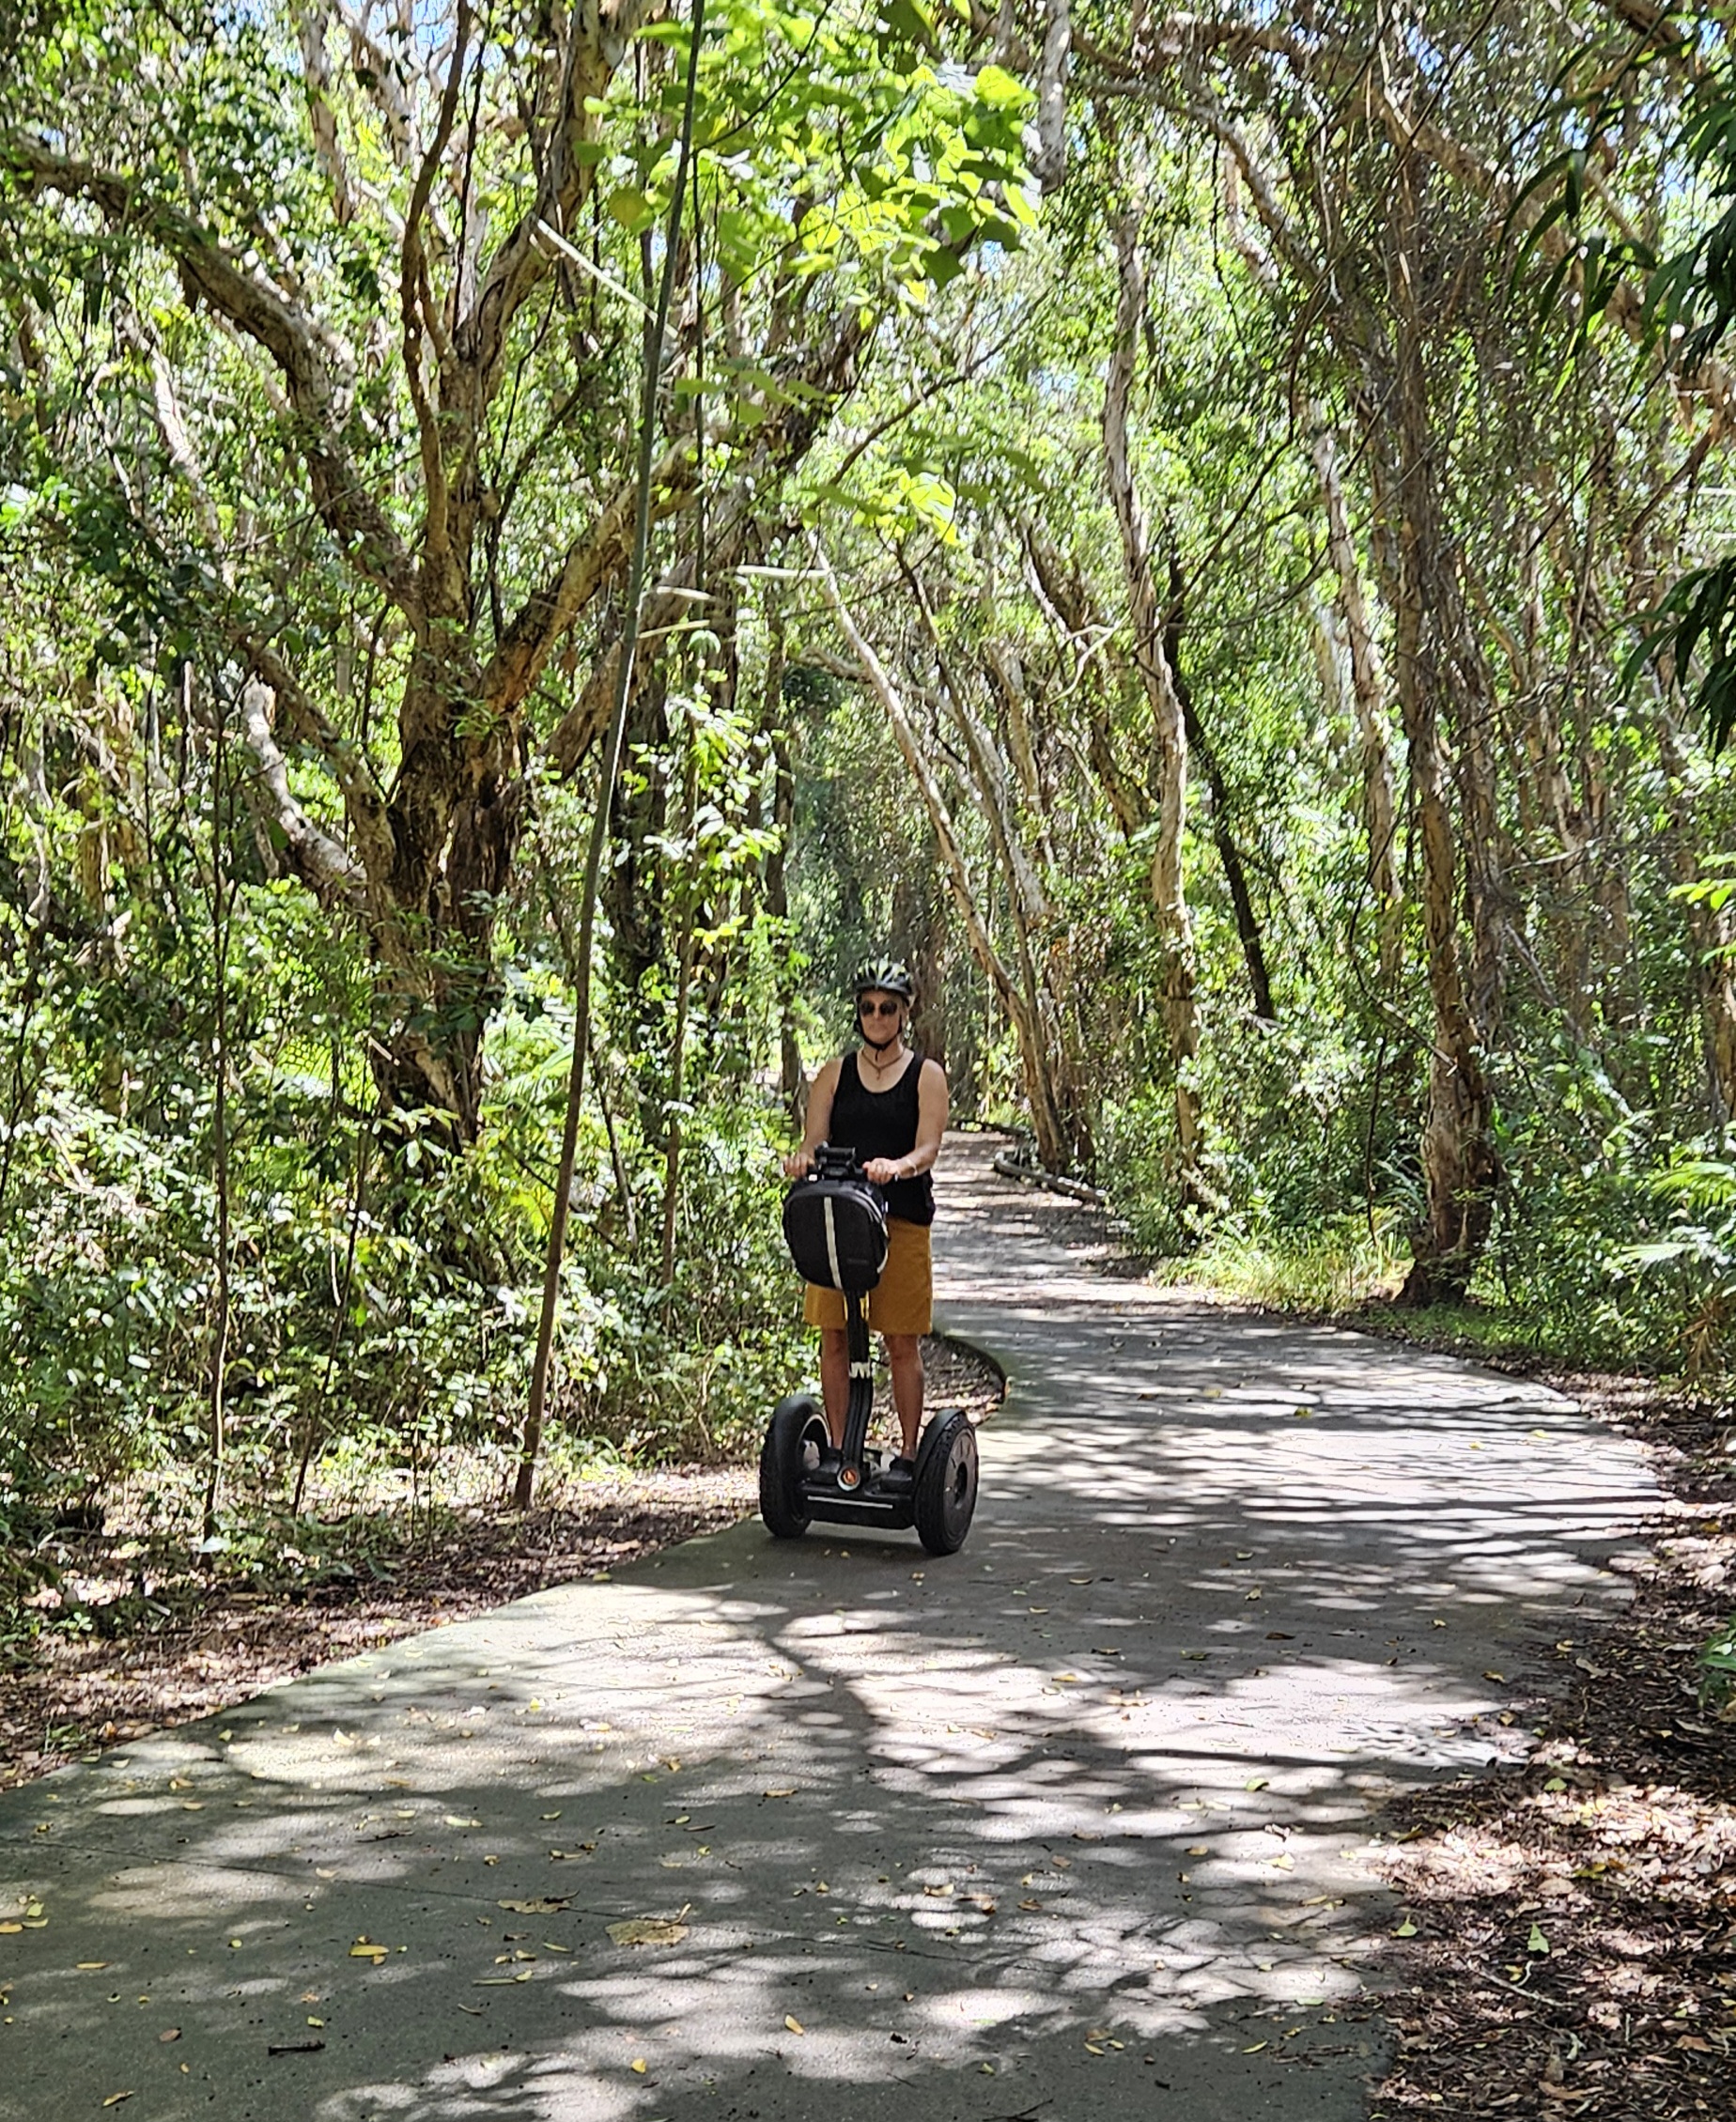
1370, 1377, 1736, 2119
0, 1335, 1003, 1791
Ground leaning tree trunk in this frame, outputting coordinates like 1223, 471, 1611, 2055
814, 540, 1076, 1174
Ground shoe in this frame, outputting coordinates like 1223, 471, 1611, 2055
879, 1455, 915, 1492
814, 1448, 843, 1486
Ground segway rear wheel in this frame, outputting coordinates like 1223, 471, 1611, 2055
759, 1392, 828, 1540
913, 1408, 978, 1556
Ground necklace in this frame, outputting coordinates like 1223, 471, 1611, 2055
859, 1039, 904, 1078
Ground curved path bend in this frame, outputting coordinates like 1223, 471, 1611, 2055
0, 1135, 1660, 2120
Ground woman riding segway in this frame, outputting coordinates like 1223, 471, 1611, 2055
783, 958, 947, 1482
764, 957, 978, 1554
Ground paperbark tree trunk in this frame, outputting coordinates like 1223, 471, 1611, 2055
1309, 412, 1403, 983
908, 560, 1098, 1170
814, 540, 1078, 1175
1378, 157, 1503, 1307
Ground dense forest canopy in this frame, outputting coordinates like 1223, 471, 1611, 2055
4, 0, 1736, 1542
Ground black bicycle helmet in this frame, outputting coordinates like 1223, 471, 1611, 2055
852, 955, 916, 1003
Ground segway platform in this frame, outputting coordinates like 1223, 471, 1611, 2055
761, 1145, 979, 1557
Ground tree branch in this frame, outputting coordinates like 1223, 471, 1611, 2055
452, 0, 661, 420
401, 0, 473, 606
237, 675, 365, 904
5, 135, 420, 611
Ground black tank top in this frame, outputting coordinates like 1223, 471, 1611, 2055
829, 1050, 935, 1226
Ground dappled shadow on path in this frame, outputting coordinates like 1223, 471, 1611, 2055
0, 1140, 1657, 2121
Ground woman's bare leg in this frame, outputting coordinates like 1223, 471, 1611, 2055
819, 1327, 848, 1447
883, 1332, 924, 1457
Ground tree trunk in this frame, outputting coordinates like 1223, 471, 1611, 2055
1379, 158, 1502, 1307
892, 846, 950, 1071
1103, 203, 1201, 1181
357, 625, 528, 1141
814, 538, 1076, 1174
1656, 711, 1736, 1123
1163, 552, 1275, 1022
1309, 411, 1403, 983
757, 613, 805, 1123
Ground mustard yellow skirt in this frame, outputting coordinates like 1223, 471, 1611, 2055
803, 1216, 933, 1336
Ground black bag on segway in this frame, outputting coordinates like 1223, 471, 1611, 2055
783, 1149, 888, 1293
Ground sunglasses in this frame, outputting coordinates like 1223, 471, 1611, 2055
858, 998, 903, 1019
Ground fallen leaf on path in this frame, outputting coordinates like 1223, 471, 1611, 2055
630, 2059, 647, 2073
784, 2015, 805, 2035
1393, 1918, 1418, 1937
101, 2095, 132, 2109
158, 2030, 179, 2044
1245, 1777, 1269, 1791
348, 1939, 390, 1962
1527, 1924, 1550, 1955
498, 1897, 570, 1914
762, 1789, 796, 1800
606, 1919, 689, 1946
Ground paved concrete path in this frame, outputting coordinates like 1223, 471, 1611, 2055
0, 1137, 1661, 2121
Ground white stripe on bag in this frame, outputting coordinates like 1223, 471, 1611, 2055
823, 1197, 844, 1287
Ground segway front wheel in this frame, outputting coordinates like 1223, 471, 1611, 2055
759, 1392, 828, 1540
912, 1408, 978, 1556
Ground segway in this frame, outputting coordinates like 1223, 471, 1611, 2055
760, 1143, 979, 1556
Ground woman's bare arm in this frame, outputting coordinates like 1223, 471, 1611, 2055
782, 1056, 842, 1176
